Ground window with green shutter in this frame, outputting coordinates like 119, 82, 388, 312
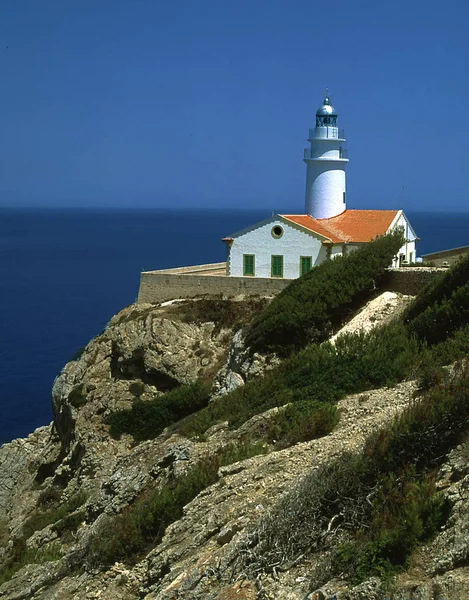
300, 256, 312, 276
271, 255, 284, 278
243, 254, 255, 276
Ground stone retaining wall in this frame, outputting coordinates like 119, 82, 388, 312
382, 267, 445, 295
421, 246, 469, 267
137, 264, 447, 304
137, 263, 289, 303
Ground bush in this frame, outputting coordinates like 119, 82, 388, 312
0, 540, 62, 586
106, 380, 212, 441
267, 401, 339, 448
166, 298, 269, 332
175, 323, 419, 439
217, 440, 268, 465
406, 281, 469, 346
22, 491, 88, 539
334, 469, 449, 585
404, 252, 469, 324
428, 323, 469, 366
364, 364, 469, 474
243, 363, 469, 583
245, 229, 405, 355
403, 252, 469, 346
88, 455, 220, 565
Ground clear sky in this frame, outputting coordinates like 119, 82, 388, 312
0, 0, 467, 211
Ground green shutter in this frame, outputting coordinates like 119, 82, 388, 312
243, 254, 255, 276
271, 255, 284, 277
300, 256, 312, 276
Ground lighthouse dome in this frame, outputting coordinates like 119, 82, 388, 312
316, 95, 337, 117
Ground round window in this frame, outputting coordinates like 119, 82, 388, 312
272, 225, 284, 239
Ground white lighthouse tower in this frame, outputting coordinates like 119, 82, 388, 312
304, 93, 349, 219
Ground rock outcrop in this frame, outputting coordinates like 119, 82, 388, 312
1, 295, 468, 600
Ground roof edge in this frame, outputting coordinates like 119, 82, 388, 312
279, 214, 333, 242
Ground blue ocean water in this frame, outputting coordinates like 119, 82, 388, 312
0, 208, 468, 445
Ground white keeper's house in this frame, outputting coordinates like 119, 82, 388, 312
223, 94, 418, 279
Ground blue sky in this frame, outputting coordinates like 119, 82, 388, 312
0, 0, 467, 211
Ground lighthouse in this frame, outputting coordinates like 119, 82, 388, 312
304, 93, 349, 219
221, 91, 418, 280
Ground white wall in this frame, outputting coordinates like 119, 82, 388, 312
345, 244, 361, 255
391, 212, 418, 264
229, 218, 328, 279
305, 163, 347, 219
331, 245, 343, 258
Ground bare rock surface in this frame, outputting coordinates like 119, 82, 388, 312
330, 291, 413, 344
1, 296, 469, 599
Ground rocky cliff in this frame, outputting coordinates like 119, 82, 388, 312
1, 295, 468, 600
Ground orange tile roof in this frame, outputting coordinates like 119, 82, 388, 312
320, 209, 399, 243
280, 214, 341, 242
281, 210, 399, 243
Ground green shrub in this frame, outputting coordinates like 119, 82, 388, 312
334, 469, 449, 585
402, 252, 469, 347
52, 510, 86, 537
88, 455, 220, 566
245, 229, 404, 355
415, 361, 446, 393
166, 297, 269, 331
364, 365, 469, 474
428, 323, 469, 366
217, 440, 268, 465
267, 401, 339, 448
244, 363, 469, 583
22, 491, 88, 539
175, 323, 419, 439
106, 379, 212, 441
406, 281, 469, 346
0, 540, 62, 586
404, 252, 469, 324
36, 486, 63, 509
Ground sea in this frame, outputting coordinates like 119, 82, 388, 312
1, 208, 468, 446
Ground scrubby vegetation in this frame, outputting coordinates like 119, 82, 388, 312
0, 490, 87, 585
404, 252, 469, 346
88, 441, 267, 566
267, 401, 339, 449
173, 250, 469, 444
245, 229, 405, 355
5, 228, 469, 595
86, 241, 469, 581
404, 251, 469, 325
166, 297, 269, 332
174, 323, 420, 440
22, 490, 88, 539
243, 363, 469, 583
106, 380, 212, 441
106, 242, 469, 493
0, 541, 62, 586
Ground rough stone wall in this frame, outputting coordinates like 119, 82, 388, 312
137, 265, 447, 304
137, 270, 290, 303
383, 267, 445, 295
422, 246, 469, 267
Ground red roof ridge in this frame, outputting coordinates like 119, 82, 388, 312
279, 214, 340, 242
281, 209, 400, 243
317, 209, 399, 243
